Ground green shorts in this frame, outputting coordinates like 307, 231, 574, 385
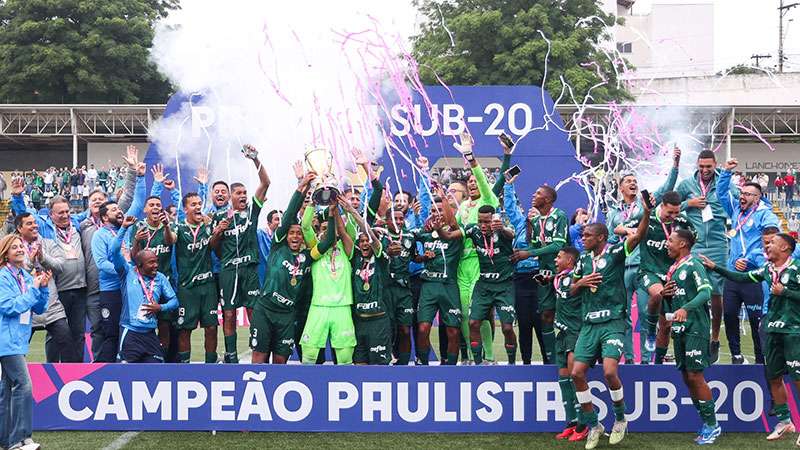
300, 305, 356, 349
537, 277, 556, 313
418, 281, 462, 328
765, 333, 800, 381
353, 315, 392, 365
672, 332, 709, 372
387, 283, 413, 327
469, 281, 516, 324
556, 330, 579, 369
176, 282, 219, 330
639, 271, 666, 291
573, 319, 626, 365
250, 305, 295, 357
219, 267, 261, 310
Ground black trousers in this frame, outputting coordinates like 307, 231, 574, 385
58, 288, 87, 361
31, 318, 80, 363
95, 290, 122, 363
514, 273, 544, 364
723, 279, 764, 363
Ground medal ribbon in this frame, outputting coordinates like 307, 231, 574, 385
733, 205, 757, 234
482, 232, 495, 263
698, 174, 711, 197
144, 224, 160, 249
56, 225, 74, 244
360, 258, 371, 286
660, 219, 673, 241
590, 245, 608, 274
769, 258, 793, 285
621, 201, 637, 221
8, 267, 27, 294
136, 269, 157, 304
188, 223, 202, 247
666, 254, 692, 281
553, 269, 573, 291
105, 225, 118, 237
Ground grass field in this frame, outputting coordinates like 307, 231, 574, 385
28, 322, 769, 449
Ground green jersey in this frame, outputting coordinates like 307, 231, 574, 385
625, 209, 693, 277
464, 224, 514, 283
175, 221, 214, 288
311, 241, 352, 307
352, 244, 390, 317
456, 165, 500, 260
130, 221, 173, 280
413, 227, 464, 282
553, 270, 582, 333
663, 256, 712, 336
574, 241, 629, 324
385, 227, 415, 286
213, 197, 263, 271
529, 208, 568, 273
742, 259, 800, 334
262, 242, 312, 312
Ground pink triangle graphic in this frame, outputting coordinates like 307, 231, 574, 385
53, 363, 107, 385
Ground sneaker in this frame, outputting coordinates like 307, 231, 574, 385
556, 425, 576, 440
609, 419, 627, 445
585, 423, 604, 450
664, 353, 676, 363
569, 426, 589, 442
709, 341, 720, 364
645, 333, 657, 352
732, 354, 748, 364
458, 360, 474, 366
795, 432, 800, 447
767, 420, 795, 440
696, 423, 722, 445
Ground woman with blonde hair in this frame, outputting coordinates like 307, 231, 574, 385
0, 234, 51, 450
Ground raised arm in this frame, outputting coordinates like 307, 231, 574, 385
110, 217, 136, 274
699, 254, 764, 284
366, 178, 383, 226
717, 161, 738, 218
416, 157, 432, 225
624, 195, 652, 253
243, 146, 270, 204
653, 147, 681, 203
503, 182, 525, 235
340, 197, 380, 254
333, 205, 353, 258
301, 205, 318, 248
119, 146, 140, 212
491, 137, 513, 197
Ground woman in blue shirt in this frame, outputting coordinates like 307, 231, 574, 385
0, 234, 51, 450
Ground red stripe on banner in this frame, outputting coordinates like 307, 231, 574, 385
28, 364, 57, 404
761, 411, 770, 432
631, 292, 641, 364
785, 381, 800, 425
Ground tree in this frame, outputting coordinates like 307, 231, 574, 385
0, 0, 178, 103
716, 64, 769, 76
411, 0, 631, 103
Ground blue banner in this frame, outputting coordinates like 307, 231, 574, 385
33, 364, 775, 432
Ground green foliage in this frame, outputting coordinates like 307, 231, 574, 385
716, 64, 769, 76
411, 0, 631, 103
0, 0, 178, 103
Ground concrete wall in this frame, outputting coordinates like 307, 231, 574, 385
629, 72, 800, 106
731, 143, 800, 174
86, 143, 149, 169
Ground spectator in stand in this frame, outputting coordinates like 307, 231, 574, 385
69, 169, 80, 201
0, 173, 6, 201
86, 164, 98, 191
757, 173, 769, 193
43, 168, 54, 193
775, 173, 785, 199
98, 166, 108, 192
789, 214, 800, 233
783, 171, 795, 204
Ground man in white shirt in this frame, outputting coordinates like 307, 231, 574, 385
86, 164, 98, 191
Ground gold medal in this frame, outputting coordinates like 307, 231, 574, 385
432, 231, 439, 239
590, 287, 597, 293
727, 229, 737, 238
364, 282, 370, 290
290, 277, 297, 287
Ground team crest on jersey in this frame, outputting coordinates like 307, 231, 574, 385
679, 270, 687, 281
747, 219, 754, 227
177, 317, 185, 325
546, 220, 554, 231
562, 278, 570, 287
404, 239, 412, 249
297, 253, 306, 263
492, 234, 499, 243
597, 259, 607, 269
251, 338, 258, 347
782, 273, 790, 284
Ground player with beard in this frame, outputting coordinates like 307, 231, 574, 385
570, 193, 651, 449
451, 130, 511, 364
130, 193, 177, 357
109, 215, 179, 363
701, 233, 800, 444
606, 147, 680, 363
676, 150, 727, 363
212, 145, 270, 364
175, 193, 228, 363
661, 229, 721, 445
251, 173, 333, 364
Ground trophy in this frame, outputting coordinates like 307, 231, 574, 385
304, 147, 340, 206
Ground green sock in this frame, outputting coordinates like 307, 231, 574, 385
178, 351, 191, 363
646, 314, 659, 335
480, 320, 494, 361
416, 347, 429, 365
585, 408, 599, 427
471, 342, 483, 365
446, 352, 458, 365
613, 401, 626, 421
223, 334, 238, 363
775, 403, 791, 422
559, 377, 577, 424
541, 323, 555, 364
397, 352, 411, 366
205, 351, 218, 363
654, 347, 667, 364
697, 400, 718, 427
505, 344, 517, 365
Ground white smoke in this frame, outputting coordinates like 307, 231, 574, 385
148, 0, 416, 211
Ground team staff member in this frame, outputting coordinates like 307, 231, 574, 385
676, 150, 726, 362
250, 173, 333, 364
702, 233, 800, 443
662, 230, 721, 445
0, 234, 51, 450
175, 192, 228, 363
570, 194, 651, 450
108, 216, 179, 363
213, 145, 270, 363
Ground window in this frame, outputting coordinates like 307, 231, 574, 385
616, 42, 632, 53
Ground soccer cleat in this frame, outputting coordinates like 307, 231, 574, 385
555, 425, 577, 440
584, 423, 604, 450
569, 426, 589, 442
696, 423, 722, 445
731, 354, 748, 365
20, 439, 41, 450
609, 419, 627, 445
645, 333, 657, 353
767, 420, 795, 440
709, 340, 720, 364
459, 359, 474, 366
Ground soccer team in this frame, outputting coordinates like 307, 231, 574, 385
7, 130, 800, 447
